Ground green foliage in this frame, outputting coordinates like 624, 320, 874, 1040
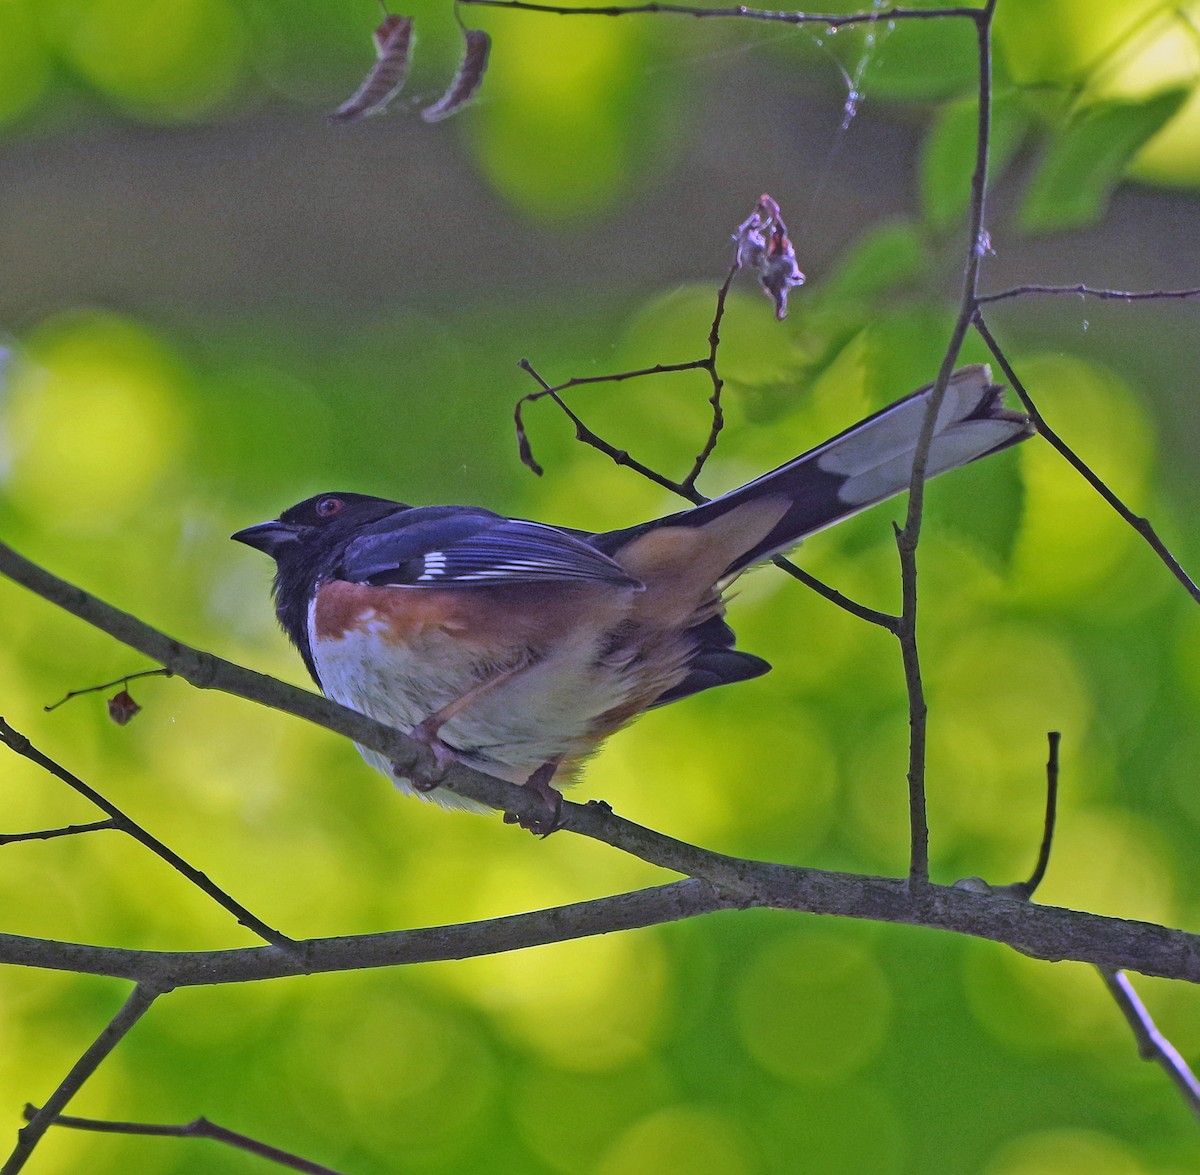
1020, 89, 1191, 232
920, 93, 1027, 229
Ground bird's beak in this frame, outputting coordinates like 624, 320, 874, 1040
231, 520, 299, 557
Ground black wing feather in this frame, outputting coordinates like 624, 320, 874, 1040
338, 506, 639, 588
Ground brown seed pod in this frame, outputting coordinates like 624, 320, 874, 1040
330, 15, 415, 124
107, 689, 142, 726
421, 28, 491, 123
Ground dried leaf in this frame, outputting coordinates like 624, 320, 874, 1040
330, 15, 415, 124
733, 194, 806, 319
107, 690, 142, 726
421, 28, 490, 123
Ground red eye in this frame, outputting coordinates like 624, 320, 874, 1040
315, 496, 343, 518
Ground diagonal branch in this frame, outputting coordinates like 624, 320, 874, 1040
972, 312, 1200, 606
0, 819, 116, 846
0, 720, 295, 950
1099, 968, 1200, 1122
1, 983, 163, 1175
24, 1107, 345, 1175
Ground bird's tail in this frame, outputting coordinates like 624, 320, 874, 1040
676, 364, 1032, 577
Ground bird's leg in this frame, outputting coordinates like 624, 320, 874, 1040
399, 653, 534, 792
503, 757, 564, 834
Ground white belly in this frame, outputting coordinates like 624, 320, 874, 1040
308, 594, 649, 810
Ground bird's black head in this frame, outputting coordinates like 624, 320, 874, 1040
232, 492, 408, 562
232, 492, 408, 682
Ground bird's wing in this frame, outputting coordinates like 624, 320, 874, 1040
338, 506, 640, 588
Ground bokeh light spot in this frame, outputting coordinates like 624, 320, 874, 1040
984, 1128, 1151, 1175
735, 930, 892, 1084
595, 1105, 755, 1175
436, 930, 668, 1072
56, 0, 246, 119
5, 313, 187, 529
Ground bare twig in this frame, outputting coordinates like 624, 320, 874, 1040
1099, 968, 1200, 1121
0, 719, 295, 950
516, 358, 898, 629
680, 257, 738, 491
2, 984, 163, 1175
977, 283, 1200, 306
768, 555, 898, 630
516, 358, 696, 494
23, 1107, 344, 1175
892, 0, 999, 887
1020, 731, 1060, 899
950, 733, 1200, 1118
459, 1, 983, 27
972, 312, 1200, 606
0, 819, 116, 847
44, 667, 173, 712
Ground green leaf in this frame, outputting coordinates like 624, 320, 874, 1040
819, 220, 927, 304
921, 94, 1028, 229
923, 441, 1028, 573
1019, 89, 1189, 233
848, 17, 978, 102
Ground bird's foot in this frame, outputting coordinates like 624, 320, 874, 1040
397, 716, 459, 793
503, 759, 564, 836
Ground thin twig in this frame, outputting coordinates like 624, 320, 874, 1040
769, 555, 898, 629
518, 356, 898, 628
2, 984, 163, 1175
1099, 968, 1200, 1121
44, 668, 173, 713
1021, 730, 1059, 898
516, 358, 694, 494
0, 819, 117, 846
23, 1107, 344, 1175
459, 0, 984, 26
0, 719, 295, 950
977, 283, 1200, 306
972, 312, 1200, 606
986, 730, 1060, 901
893, 0, 998, 887
680, 257, 739, 491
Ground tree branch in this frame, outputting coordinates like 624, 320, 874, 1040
1099, 968, 1200, 1121
459, 0, 984, 27
23, 1106, 345, 1175
892, 0, 999, 887
2, 868, 1200, 985
2, 983, 163, 1174
972, 312, 1200, 606
976, 283, 1200, 306
0, 720, 295, 950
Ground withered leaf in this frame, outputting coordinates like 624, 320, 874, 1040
330, 15, 415, 124
733, 194, 806, 320
421, 28, 491, 123
107, 690, 142, 726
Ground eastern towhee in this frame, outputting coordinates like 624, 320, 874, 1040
233, 365, 1033, 813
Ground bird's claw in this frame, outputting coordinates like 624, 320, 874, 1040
399, 717, 460, 792
503, 760, 564, 835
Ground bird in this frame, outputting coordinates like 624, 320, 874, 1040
233, 365, 1033, 817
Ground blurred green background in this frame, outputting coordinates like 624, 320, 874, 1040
2, 0, 1200, 1171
